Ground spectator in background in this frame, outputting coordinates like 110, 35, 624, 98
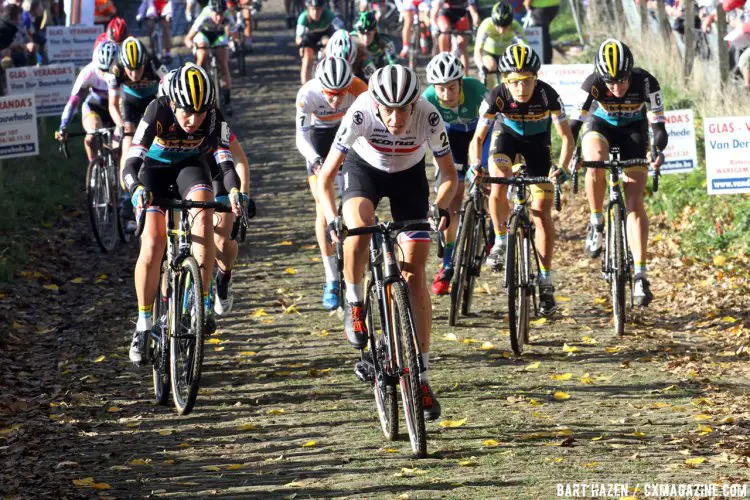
94, 0, 116, 25
508, 0, 526, 23
524, 0, 559, 64
21, 0, 45, 63
0, 3, 36, 67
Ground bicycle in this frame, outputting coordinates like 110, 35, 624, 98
233, 12, 248, 76
572, 146, 660, 336
448, 168, 491, 326
59, 128, 131, 252
405, 5, 432, 70
479, 164, 561, 356
135, 194, 232, 415
348, 218, 436, 458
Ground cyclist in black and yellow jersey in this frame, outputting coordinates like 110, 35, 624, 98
468, 44, 574, 317
569, 39, 668, 307
123, 63, 242, 365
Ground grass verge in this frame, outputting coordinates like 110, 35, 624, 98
0, 117, 86, 281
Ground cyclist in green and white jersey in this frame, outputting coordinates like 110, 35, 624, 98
422, 52, 488, 295
296, 0, 344, 84
474, 1, 525, 88
350, 11, 396, 81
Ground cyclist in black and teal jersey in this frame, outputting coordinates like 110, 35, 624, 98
296, 0, 343, 84
468, 44, 574, 317
350, 10, 396, 81
422, 51, 488, 296
107, 37, 167, 180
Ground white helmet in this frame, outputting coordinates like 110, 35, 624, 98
426, 51, 464, 84
327, 29, 357, 66
316, 57, 353, 90
95, 41, 119, 71
369, 65, 420, 108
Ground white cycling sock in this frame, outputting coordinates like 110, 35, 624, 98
136, 316, 153, 331
322, 254, 337, 282
345, 281, 364, 304
421, 352, 429, 383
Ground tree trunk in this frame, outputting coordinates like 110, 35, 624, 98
716, 6, 730, 84
655, 0, 672, 43
683, 0, 696, 79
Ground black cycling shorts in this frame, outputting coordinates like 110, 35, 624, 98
493, 127, 552, 178
139, 157, 213, 206
448, 128, 472, 173
300, 26, 334, 49
307, 126, 339, 175
583, 118, 649, 164
342, 149, 429, 224
439, 7, 469, 27
121, 92, 154, 126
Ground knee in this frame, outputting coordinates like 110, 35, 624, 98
139, 235, 165, 262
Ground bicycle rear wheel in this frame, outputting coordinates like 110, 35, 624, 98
507, 215, 529, 356
449, 202, 474, 326
461, 214, 483, 316
366, 282, 398, 440
152, 262, 170, 405
169, 256, 206, 415
86, 157, 117, 253
610, 206, 626, 336
390, 282, 427, 458
236, 33, 247, 76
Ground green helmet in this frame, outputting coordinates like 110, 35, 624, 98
354, 11, 377, 33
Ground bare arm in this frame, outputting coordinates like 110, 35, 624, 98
553, 119, 575, 177
229, 138, 251, 195
317, 148, 347, 224
108, 90, 123, 128
468, 121, 491, 166
434, 152, 457, 210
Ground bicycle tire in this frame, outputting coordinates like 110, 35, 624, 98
236, 35, 247, 76
611, 205, 626, 336
86, 157, 117, 253
408, 22, 418, 70
366, 282, 398, 441
113, 155, 132, 244
461, 213, 483, 316
391, 282, 427, 458
449, 201, 474, 326
170, 256, 205, 415
210, 62, 222, 116
152, 262, 170, 405
507, 215, 529, 356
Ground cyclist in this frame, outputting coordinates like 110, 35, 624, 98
93, 16, 128, 49
396, 0, 431, 59
422, 51, 487, 295
296, 57, 368, 310
185, 0, 238, 115
123, 63, 242, 365
228, 0, 256, 50
468, 44, 574, 316
107, 37, 167, 178
430, 0, 480, 71
317, 65, 457, 420
351, 10, 396, 81
569, 39, 667, 307
185, 0, 209, 22
135, 0, 173, 62
55, 41, 119, 163
157, 69, 253, 316
474, 1, 525, 88
296, 0, 342, 84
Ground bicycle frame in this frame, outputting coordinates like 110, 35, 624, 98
503, 182, 541, 292
600, 153, 630, 288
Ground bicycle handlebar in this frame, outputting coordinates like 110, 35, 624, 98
580, 159, 649, 169
344, 219, 434, 237
480, 176, 562, 211
135, 198, 233, 238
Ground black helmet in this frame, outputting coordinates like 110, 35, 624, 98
305, 0, 327, 7
354, 11, 377, 33
209, 0, 227, 13
594, 38, 634, 82
491, 1, 513, 27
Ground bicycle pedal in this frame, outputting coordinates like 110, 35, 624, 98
354, 360, 375, 383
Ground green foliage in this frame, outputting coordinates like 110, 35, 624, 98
0, 118, 86, 280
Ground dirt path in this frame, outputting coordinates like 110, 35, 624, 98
2, 4, 750, 498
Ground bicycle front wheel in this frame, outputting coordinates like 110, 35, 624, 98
390, 282, 427, 458
610, 206, 627, 336
462, 214, 484, 316
152, 262, 170, 405
506, 215, 530, 357
366, 282, 398, 441
86, 157, 117, 253
449, 202, 474, 326
169, 256, 206, 415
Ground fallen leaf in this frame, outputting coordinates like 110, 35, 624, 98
93, 355, 106, 363
458, 458, 477, 467
605, 346, 622, 354
238, 351, 258, 357
584, 462, 600, 467
285, 480, 306, 487
202, 466, 221, 472
70, 277, 84, 284
479, 341, 495, 350
395, 467, 428, 477
553, 391, 571, 401
697, 425, 713, 435
72, 477, 95, 487
226, 464, 245, 470
482, 439, 501, 447
442, 332, 458, 341
158, 430, 172, 436
44, 284, 59, 292
283, 304, 301, 315
214, 346, 225, 352
550, 373, 572, 381
525, 362, 540, 371
107, 406, 121, 413
713, 255, 727, 266
720, 316, 737, 324
555, 296, 571, 302
529, 318, 547, 327
562, 343, 579, 353
285, 267, 298, 275
251, 309, 268, 317
439, 417, 467, 428
274, 241, 294, 246
128, 458, 152, 467
594, 297, 607, 305
311, 330, 329, 337
268, 409, 285, 415
381, 448, 399, 453
591, 436, 603, 441
580, 336, 599, 345
237, 423, 259, 431
694, 414, 712, 421
302, 440, 317, 447
685, 457, 705, 466
578, 373, 595, 384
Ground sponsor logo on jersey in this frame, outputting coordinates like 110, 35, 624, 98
428, 112, 440, 127
353, 111, 364, 125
